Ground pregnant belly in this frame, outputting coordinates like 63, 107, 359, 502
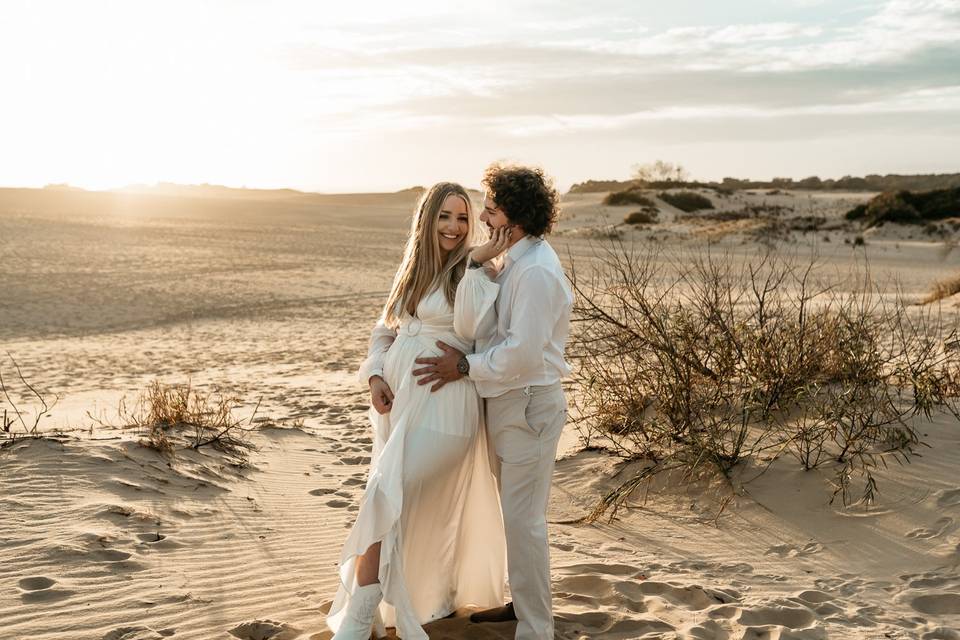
382, 333, 472, 395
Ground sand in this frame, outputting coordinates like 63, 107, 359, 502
2, 185, 960, 639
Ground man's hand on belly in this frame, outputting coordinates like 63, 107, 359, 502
413, 341, 466, 392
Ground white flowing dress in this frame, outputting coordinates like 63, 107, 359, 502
327, 272, 506, 640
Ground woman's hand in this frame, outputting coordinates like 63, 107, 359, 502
369, 375, 394, 414
470, 225, 512, 265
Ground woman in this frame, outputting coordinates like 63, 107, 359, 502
327, 182, 510, 640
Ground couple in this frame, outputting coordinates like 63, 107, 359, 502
326, 163, 573, 640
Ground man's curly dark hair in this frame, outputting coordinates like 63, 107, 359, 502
482, 163, 560, 237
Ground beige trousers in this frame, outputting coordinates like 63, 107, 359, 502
485, 382, 567, 640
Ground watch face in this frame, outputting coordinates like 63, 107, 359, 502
457, 359, 469, 375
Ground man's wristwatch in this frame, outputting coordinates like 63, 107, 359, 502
467, 258, 484, 269
456, 356, 470, 376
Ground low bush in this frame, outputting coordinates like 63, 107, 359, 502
604, 189, 656, 207
624, 209, 659, 225
569, 244, 960, 521
659, 191, 714, 212
789, 216, 826, 231
847, 187, 960, 228
696, 210, 751, 222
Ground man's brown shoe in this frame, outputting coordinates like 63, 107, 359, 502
470, 602, 517, 623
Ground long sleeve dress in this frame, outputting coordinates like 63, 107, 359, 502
327, 268, 506, 640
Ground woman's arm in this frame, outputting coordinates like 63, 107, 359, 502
357, 317, 398, 383
454, 265, 500, 342
453, 227, 508, 342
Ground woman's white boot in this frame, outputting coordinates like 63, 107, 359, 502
332, 582, 386, 640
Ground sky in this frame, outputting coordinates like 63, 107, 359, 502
1, 0, 958, 192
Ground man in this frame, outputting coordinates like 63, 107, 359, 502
412, 163, 573, 640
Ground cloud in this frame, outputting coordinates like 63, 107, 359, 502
487, 85, 960, 137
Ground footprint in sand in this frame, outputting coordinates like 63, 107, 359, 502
18, 576, 76, 604
102, 626, 176, 639
630, 580, 729, 611
708, 604, 741, 620
555, 611, 674, 639
907, 573, 953, 589
326, 499, 351, 509
937, 488, 960, 509
911, 593, 960, 615
19, 576, 56, 590
228, 619, 301, 640
90, 549, 133, 562
339, 456, 370, 466
737, 602, 817, 629
921, 628, 960, 640
309, 487, 337, 496
765, 541, 823, 558
136, 532, 166, 543
686, 619, 729, 639
342, 476, 365, 487
794, 589, 834, 605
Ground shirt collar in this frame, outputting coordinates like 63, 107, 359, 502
503, 234, 539, 269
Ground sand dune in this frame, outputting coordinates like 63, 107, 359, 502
3, 186, 960, 639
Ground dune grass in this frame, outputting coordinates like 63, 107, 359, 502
105, 380, 259, 458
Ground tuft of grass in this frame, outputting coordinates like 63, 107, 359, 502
659, 191, 714, 212
96, 381, 259, 459
923, 273, 960, 305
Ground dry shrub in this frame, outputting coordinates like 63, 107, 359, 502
696, 210, 752, 222
0, 354, 60, 448
604, 189, 656, 207
569, 242, 960, 521
624, 209, 659, 225
104, 381, 258, 458
923, 273, 960, 305
659, 191, 714, 212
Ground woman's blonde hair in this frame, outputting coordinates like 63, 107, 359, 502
382, 182, 479, 328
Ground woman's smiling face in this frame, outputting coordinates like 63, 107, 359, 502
437, 194, 470, 257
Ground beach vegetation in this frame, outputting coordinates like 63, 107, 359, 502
0, 354, 59, 449
846, 187, 960, 228
568, 243, 960, 521
624, 209, 659, 225
923, 272, 960, 305
659, 191, 714, 212
604, 189, 656, 207
91, 381, 260, 459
